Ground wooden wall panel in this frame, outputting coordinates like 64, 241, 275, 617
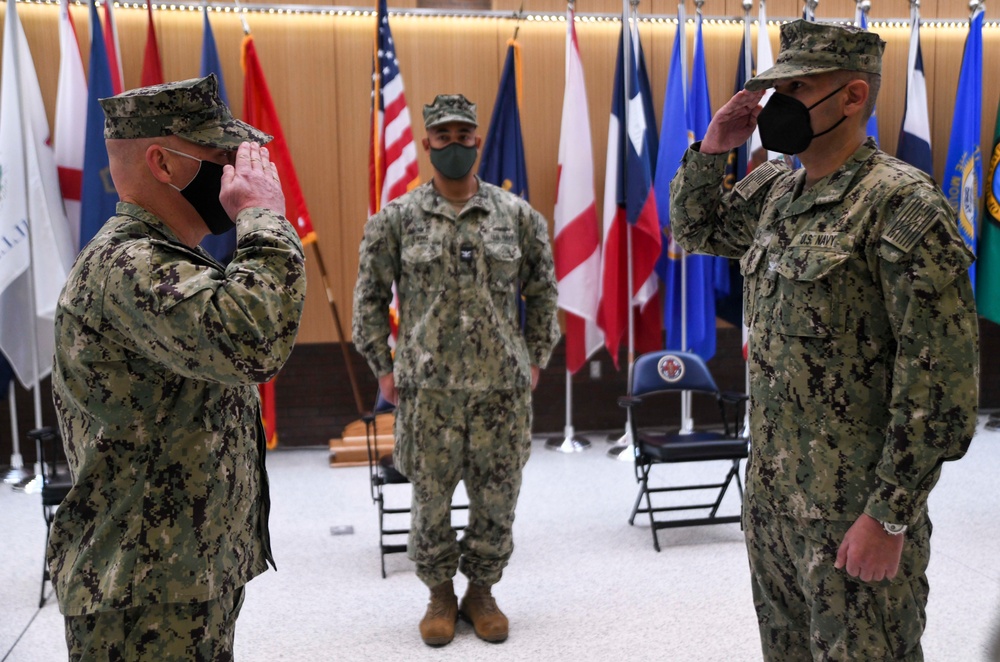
8, 1, 1000, 347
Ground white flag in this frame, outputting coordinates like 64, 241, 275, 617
554, 7, 603, 374
749, 0, 779, 162
0, 0, 77, 389
56, 0, 88, 248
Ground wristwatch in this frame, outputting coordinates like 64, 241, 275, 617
880, 521, 908, 536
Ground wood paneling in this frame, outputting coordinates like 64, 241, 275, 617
8, 1, 1000, 348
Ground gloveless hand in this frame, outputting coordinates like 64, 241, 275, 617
700, 89, 767, 155
220, 141, 286, 220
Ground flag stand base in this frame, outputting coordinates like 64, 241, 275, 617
606, 427, 634, 461
544, 434, 591, 453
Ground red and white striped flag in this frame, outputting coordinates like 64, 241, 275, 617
55, 0, 86, 248
369, 0, 418, 215
369, 0, 418, 344
554, 8, 603, 374
101, 0, 124, 95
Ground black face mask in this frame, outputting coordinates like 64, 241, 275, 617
756, 84, 848, 155
165, 148, 235, 235
430, 143, 478, 180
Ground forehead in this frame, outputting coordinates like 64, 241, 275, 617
428, 121, 476, 133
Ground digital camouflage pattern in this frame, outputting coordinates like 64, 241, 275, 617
65, 586, 244, 661
671, 138, 977, 660
100, 74, 271, 149
671, 138, 978, 524
422, 94, 478, 129
394, 387, 531, 588
353, 178, 560, 391
49, 201, 306, 616
745, 20, 885, 92
745, 503, 930, 661
353, 178, 558, 589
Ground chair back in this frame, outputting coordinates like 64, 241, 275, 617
631, 351, 719, 398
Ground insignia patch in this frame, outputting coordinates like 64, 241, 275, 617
735, 160, 785, 201
883, 197, 941, 254
657, 355, 685, 383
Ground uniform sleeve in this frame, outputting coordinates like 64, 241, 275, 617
669, 145, 783, 258
352, 208, 400, 379
864, 186, 979, 525
519, 208, 560, 368
103, 207, 306, 385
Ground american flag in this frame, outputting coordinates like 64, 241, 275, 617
369, 0, 418, 215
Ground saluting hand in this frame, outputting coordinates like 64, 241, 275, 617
700, 89, 767, 155
220, 141, 286, 220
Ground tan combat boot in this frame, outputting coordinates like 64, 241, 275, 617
459, 582, 509, 643
419, 580, 458, 646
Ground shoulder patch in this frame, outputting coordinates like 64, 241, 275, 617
882, 196, 942, 254
734, 160, 786, 201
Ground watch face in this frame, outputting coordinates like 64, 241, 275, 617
882, 522, 907, 535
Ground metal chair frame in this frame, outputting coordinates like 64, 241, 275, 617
620, 351, 749, 551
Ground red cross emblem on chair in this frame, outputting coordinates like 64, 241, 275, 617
657, 355, 685, 383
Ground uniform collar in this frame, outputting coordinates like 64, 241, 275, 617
421, 176, 495, 218
115, 201, 190, 246
776, 137, 878, 218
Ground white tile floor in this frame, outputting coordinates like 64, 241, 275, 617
2, 419, 999, 661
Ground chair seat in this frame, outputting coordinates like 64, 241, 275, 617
377, 454, 408, 484
41, 481, 72, 508
638, 430, 748, 463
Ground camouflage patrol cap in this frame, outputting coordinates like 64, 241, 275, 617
100, 74, 271, 149
745, 20, 884, 91
423, 94, 478, 129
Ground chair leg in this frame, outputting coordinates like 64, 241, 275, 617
40, 512, 52, 608
377, 494, 388, 579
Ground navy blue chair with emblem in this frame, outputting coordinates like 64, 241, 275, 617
620, 351, 749, 551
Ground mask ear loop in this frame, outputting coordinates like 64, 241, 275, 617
807, 84, 850, 140
161, 147, 203, 191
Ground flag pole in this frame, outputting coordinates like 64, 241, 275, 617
2, 382, 27, 485
547, 1, 591, 454
741, 0, 752, 440
676, 1, 692, 434
606, 0, 638, 460
234, 2, 365, 416
309, 243, 366, 415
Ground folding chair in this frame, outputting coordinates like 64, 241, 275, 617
362, 391, 468, 578
620, 351, 749, 551
29, 427, 73, 607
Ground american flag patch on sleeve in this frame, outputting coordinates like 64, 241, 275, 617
883, 197, 941, 254
735, 160, 785, 200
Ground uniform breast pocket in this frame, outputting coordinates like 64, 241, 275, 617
401, 241, 444, 294
484, 241, 522, 291
739, 244, 767, 326
771, 246, 850, 338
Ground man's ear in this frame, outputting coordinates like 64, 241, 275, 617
843, 79, 869, 118
421, 136, 430, 152
145, 144, 174, 184
475, 135, 483, 149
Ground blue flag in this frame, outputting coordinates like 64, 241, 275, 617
79, 0, 119, 250
897, 6, 932, 175
670, 13, 716, 360
198, 13, 237, 264
478, 41, 528, 200
943, 6, 983, 286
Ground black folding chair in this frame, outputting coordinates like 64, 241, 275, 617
362, 391, 468, 578
29, 427, 72, 607
619, 351, 749, 551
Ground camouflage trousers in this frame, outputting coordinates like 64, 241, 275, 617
394, 386, 532, 589
64, 586, 245, 662
744, 500, 930, 662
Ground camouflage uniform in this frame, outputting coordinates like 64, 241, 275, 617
353, 168, 559, 587
670, 21, 978, 662
48, 76, 306, 656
